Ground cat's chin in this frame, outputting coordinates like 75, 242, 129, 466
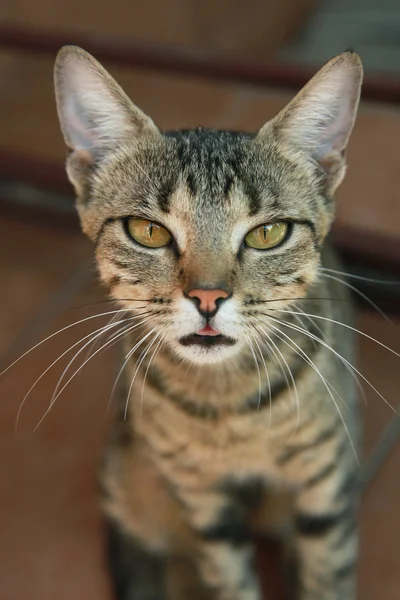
174, 335, 242, 365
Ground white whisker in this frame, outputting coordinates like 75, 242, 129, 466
140, 331, 166, 415
254, 328, 291, 410
296, 304, 367, 407
272, 309, 400, 360
246, 335, 262, 411
1, 308, 146, 379
264, 321, 358, 461
48, 318, 146, 411
107, 325, 157, 413
320, 271, 390, 322
268, 313, 399, 417
321, 266, 400, 285
33, 317, 153, 431
82, 309, 125, 362
266, 320, 351, 412
257, 325, 301, 436
249, 332, 272, 429
124, 329, 158, 420
15, 317, 132, 431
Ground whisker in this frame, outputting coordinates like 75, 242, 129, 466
293, 302, 328, 343
256, 325, 301, 435
321, 267, 400, 285
107, 325, 159, 413
140, 331, 166, 415
269, 309, 400, 360
1, 308, 145, 379
248, 296, 350, 305
60, 298, 153, 314
130, 156, 155, 186
266, 313, 400, 417
252, 326, 291, 411
320, 272, 391, 322
245, 335, 262, 411
15, 316, 133, 432
47, 310, 153, 408
124, 329, 158, 420
295, 304, 368, 407
82, 309, 125, 363
265, 320, 358, 462
47, 317, 150, 414
291, 307, 319, 352
250, 332, 272, 427
266, 320, 351, 413
33, 316, 154, 431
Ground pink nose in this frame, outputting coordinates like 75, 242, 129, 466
188, 288, 229, 314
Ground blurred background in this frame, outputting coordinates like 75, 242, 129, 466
0, 1, 399, 599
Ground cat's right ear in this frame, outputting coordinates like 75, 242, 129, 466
54, 46, 159, 193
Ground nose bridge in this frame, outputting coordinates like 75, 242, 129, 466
181, 245, 233, 294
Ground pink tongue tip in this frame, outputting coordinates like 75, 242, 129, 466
197, 324, 220, 336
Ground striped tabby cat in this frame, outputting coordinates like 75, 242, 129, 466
54, 47, 363, 600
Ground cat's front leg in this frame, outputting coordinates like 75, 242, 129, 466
181, 490, 263, 600
291, 465, 359, 600
106, 517, 166, 600
191, 537, 262, 600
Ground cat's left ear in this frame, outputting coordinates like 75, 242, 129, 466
259, 51, 363, 194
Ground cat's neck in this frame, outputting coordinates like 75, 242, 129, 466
124, 314, 315, 416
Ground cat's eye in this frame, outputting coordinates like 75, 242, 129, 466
245, 222, 288, 250
126, 218, 172, 248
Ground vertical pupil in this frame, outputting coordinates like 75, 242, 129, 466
263, 226, 268, 241
149, 222, 153, 238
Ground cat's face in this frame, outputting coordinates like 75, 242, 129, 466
88, 130, 326, 365
54, 47, 362, 365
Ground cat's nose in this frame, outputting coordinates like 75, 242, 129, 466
187, 288, 230, 317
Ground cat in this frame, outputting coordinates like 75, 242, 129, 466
54, 46, 363, 600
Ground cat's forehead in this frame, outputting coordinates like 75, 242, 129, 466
92, 127, 320, 237
133, 128, 311, 209
164, 128, 254, 212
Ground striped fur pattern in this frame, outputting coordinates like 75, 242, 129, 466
54, 46, 363, 600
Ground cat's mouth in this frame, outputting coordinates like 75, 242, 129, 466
179, 332, 237, 348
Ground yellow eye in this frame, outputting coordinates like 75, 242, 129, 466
245, 222, 288, 250
126, 219, 172, 248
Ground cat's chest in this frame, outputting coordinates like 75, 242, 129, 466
136, 398, 294, 485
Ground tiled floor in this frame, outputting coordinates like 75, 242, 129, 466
0, 213, 399, 599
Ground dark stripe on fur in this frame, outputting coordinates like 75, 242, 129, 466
147, 360, 307, 418
157, 177, 174, 213
277, 425, 337, 465
295, 511, 344, 537
303, 462, 337, 489
242, 178, 262, 216
333, 512, 357, 548
197, 479, 263, 545
146, 365, 219, 419
186, 172, 197, 196
106, 518, 165, 600
198, 513, 249, 545
334, 559, 356, 579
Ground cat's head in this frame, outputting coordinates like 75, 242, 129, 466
54, 47, 362, 365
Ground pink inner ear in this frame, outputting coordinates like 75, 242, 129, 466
64, 96, 98, 152
314, 99, 355, 160
74, 149, 94, 166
